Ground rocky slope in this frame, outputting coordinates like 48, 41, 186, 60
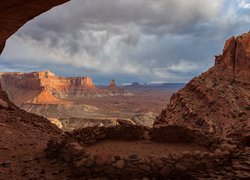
0, 82, 75, 179
0, 71, 133, 130
1, 81, 249, 179
0, 1, 72, 178
155, 32, 250, 137
0, 0, 69, 53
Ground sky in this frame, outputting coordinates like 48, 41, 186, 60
0, 0, 250, 84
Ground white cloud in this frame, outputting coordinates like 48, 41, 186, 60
1, 0, 249, 83
168, 60, 199, 73
238, 0, 250, 9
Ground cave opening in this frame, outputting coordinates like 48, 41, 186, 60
0, 1, 186, 131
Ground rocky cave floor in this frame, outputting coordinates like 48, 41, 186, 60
45, 125, 250, 179
0, 109, 250, 179
0, 108, 73, 179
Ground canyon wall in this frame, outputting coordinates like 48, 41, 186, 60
155, 32, 250, 137
215, 34, 250, 81
0, 71, 98, 105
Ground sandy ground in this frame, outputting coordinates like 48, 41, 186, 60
74, 89, 175, 114
86, 140, 207, 157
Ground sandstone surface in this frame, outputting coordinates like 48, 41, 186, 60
0, 70, 97, 105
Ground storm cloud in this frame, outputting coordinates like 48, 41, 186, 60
0, 0, 249, 84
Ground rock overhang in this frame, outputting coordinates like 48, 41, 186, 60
0, 0, 69, 54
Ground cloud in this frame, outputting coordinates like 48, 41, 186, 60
1, 0, 250, 83
238, 0, 250, 9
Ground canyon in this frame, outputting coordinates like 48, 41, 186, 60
48, 33, 249, 179
0, 70, 175, 130
0, 0, 249, 179
0, 70, 119, 105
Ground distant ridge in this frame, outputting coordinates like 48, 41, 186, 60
0, 71, 124, 106
124, 82, 186, 90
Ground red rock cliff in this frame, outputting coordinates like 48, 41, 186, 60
216, 33, 250, 81
0, 71, 97, 105
154, 32, 250, 137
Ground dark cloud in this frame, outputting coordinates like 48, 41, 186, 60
1, 0, 250, 83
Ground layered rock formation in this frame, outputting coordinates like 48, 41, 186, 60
0, 71, 129, 129
0, 83, 60, 133
0, 0, 69, 53
155, 32, 250, 137
0, 82, 73, 179
0, 70, 98, 105
215, 35, 250, 81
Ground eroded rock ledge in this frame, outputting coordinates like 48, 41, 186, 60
155, 32, 250, 137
